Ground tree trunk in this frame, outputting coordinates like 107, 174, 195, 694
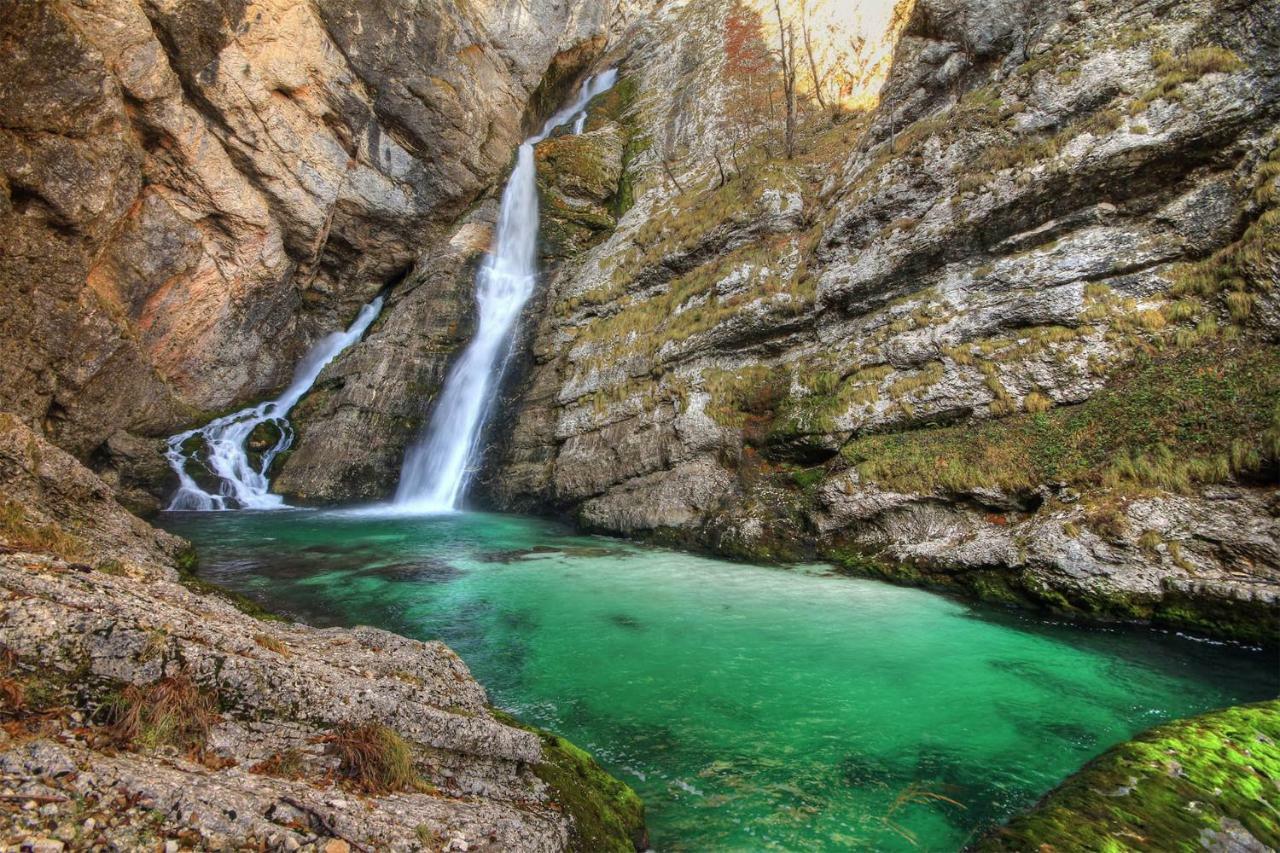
801, 2, 828, 110
773, 0, 797, 160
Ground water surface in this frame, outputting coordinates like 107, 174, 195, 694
163, 510, 1278, 851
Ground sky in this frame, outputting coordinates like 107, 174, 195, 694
756, 0, 912, 106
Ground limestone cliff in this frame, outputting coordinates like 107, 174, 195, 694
478, 0, 1280, 643
0, 0, 643, 510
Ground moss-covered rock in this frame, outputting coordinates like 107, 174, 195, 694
536, 124, 625, 260
491, 709, 647, 852
975, 701, 1280, 851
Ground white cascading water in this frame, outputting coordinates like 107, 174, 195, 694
395, 69, 618, 512
165, 296, 385, 511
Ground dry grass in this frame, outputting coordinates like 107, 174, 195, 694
0, 647, 24, 716
1024, 392, 1053, 414
253, 633, 291, 657
250, 748, 307, 779
0, 499, 85, 560
327, 723, 430, 795
106, 674, 218, 758
1132, 45, 1244, 114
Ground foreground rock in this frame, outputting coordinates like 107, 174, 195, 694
0, 415, 645, 852
976, 700, 1280, 851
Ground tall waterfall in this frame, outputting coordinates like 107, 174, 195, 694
165, 296, 385, 511
395, 69, 618, 512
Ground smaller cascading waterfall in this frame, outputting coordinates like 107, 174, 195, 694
165, 296, 385, 511
394, 69, 619, 512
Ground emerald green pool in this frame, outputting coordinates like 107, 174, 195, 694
163, 509, 1278, 851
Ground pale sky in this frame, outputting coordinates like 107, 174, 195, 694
756, 0, 910, 106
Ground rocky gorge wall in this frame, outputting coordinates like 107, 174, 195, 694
3, 0, 1275, 642
477, 0, 1280, 644
0, 0, 646, 511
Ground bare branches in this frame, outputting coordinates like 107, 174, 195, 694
772, 0, 798, 159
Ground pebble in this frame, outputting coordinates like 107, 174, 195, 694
321, 840, 350, 853
284, 837, 301, 852
164, 841, 179, 853
22, 839, 65, 853
82, 819, 95, 832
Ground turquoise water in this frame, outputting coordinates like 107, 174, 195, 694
163, 510, 1278, 851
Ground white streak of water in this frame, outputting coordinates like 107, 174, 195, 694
394, 69, 618, 513
165, 296, 385, 511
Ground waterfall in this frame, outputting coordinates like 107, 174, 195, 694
394, 69, 619, 513
165, 296, 385, 511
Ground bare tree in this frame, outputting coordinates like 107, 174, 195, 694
661, 157, 686, 193
798, 0, 828, 111
772, 0, 798, 159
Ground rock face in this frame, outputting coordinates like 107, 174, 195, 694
270, 8, 651, 505
0, 414, 186, 573
478, 0, 1280, 642
0, 0, 644, 508
0, 390, 645, 851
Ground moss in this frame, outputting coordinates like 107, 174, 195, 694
840, 342, 1280, 496
977, 701, 1280, 851
1151, 592, 1279, 648
491, 709, 647, 852
789, 466, 826, 491
822, 539, 1278, 645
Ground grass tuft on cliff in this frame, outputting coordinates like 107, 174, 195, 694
840, 342, 1280, 495
491, 709, 647, 852
326, 722, 431, 795
105, 674, 218, 759
0, 498, 86, 560
976, 700, 1280, 851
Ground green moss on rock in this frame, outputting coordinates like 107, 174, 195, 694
841, 342, 1280, 496
491, 709, 647, 852
976, 701, 1280, 851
